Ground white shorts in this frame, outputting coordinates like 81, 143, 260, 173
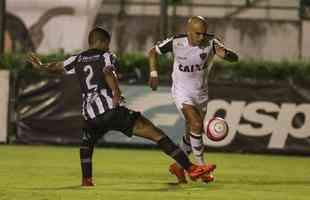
171, 89, 208, 119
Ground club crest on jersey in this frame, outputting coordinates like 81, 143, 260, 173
200, 53, 207, 60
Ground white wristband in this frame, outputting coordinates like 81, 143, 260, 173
150, 71, 158, 78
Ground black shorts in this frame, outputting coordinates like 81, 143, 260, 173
85, 106, 141, 139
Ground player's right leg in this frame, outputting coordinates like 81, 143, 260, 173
132, 115, 216, 180
180, 125, 192, 155
80, 128, 100, 187
170, 104, 216, 183
182, 104, 206, 165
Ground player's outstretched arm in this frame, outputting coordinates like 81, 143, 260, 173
27, 53, 64, 72
213, 39, 239, 62
148, 47, 159, 91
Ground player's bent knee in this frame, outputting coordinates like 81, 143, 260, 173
133, 115, 152, 130
133, 115, 165, 141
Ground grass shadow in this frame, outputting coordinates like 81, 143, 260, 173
216, 179, 310, 186
8, 185, 84, 191
115, 181, 219, 192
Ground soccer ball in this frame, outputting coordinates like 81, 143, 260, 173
204, 117, 229, 141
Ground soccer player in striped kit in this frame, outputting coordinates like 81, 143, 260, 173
148, 16, 238, 183
27, 27, 216, 187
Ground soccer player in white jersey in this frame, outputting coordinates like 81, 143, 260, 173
148, 16, 238, 184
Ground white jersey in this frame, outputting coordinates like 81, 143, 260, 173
155, 34, 216, 108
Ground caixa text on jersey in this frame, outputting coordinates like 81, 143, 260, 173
178, 64, 206, 72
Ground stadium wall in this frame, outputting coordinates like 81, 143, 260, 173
100, 15, 303, 60
6, 1, 310, 60
302, 21, 310, 57
0, 71, 9, 143
7, 0, 101, 53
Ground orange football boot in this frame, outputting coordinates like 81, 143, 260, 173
187, 164, 216, 181
169, 163, 187, 184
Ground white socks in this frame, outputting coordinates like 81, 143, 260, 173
189, 132, 205, 165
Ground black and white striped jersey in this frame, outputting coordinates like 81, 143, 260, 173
63, 49, 119, 120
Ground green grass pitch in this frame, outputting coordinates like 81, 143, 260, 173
0, 145, 310, 200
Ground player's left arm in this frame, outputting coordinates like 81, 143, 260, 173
213, 39, 239, 62
27, 53, 65, 72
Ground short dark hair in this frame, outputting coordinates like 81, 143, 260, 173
88, 27, 111, 46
